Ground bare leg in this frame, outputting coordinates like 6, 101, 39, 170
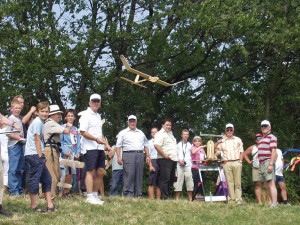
30, 194, 38, 208
148, 185, 155, 199
45, 191, 54, 208
94, 168, 105, 197
156, 186, 161, 200
187, 191, 193, 201
254, 181, 262, 204
85, 169, 95, 194
63, 174, 72, 194
267, 180, 277, 205
278, 182, 288, 201
175, 191, 181, 200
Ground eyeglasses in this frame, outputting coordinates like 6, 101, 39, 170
91, 99, 101, 103
261, 125, 269, 128
226, 129, 233, 132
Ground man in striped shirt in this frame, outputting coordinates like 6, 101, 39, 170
257, 120, 278, 208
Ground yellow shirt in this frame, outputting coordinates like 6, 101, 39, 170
217, 136, 243, 161
154, 128, 178, 161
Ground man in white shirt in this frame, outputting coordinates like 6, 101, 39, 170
174, 129, 193, 201
79, 94, 112, 205
116, 115, 150, 197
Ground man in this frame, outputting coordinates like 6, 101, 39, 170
215, 123, 243, 204
44, 105, 72, 198
257, 120, 278, 208
79, 94, 112, 205
275, 148, 291, 205
154, 118, 178, 199
0, 114, 21, 217
244, 133, 264, 204
174, 129, 193, 201
147, 127, 160, 199
116, 115, 150, 197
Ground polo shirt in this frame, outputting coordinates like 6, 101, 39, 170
116, 127, 148, 151
257, 133, 277, 163
154, 128, 178, 161
79, 107, 104, 154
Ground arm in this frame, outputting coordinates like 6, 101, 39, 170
268, 148, 277, 172
191, 146, 206, 154
80, 130, 111, 151
34, 134, 43, 157
0, 114, 21, 130
62, 122, 72, 134
144, 146, 150, 165
116, 147, 122, 165
243, 145, 254, 165
21, 106, 36, 124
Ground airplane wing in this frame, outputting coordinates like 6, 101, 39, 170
120, 77, 147, 88
120, 55, 151, 80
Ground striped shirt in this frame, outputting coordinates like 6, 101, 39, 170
216, 136, 243, 161
257, 133, 277, 163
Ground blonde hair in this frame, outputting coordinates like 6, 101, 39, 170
10, 99, 21, 107
36, 101, 50, 112
192, 136, 202, 142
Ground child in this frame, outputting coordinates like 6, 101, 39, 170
6, 99, 25, 196
24, 101, 56, 212
109, 146, 124, 196
60, 109, 81, 197
191, 136, 206, 198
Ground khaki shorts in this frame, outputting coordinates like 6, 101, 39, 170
259, 160, 275, 182
252, 167, 260, 182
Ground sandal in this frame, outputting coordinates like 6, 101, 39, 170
32, 207, 44, 213
46, 205, 57, 212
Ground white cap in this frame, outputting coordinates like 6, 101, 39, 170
49, 105, 63, 116
261, 120, 271, 127
225, 123, 234, 129
90, 94, 101, 101
128, 115, 137, 121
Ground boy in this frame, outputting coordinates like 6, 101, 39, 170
24, 101, 55, 212
6, 99, 25, 196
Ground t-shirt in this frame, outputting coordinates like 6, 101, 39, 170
25, 117, 45, 156
275, 149, 284, 176
177, 141, 192, 167
258, 133, 277, 163
191, 145, 206, 169
6, 114, 24, 147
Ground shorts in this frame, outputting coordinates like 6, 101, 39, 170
252, 167, 260, 182
84, 150, 105, 171
259, 160, 275, 182
276, 175, 285, 183
148, 159, 159, 186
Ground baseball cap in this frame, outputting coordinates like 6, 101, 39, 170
225, 123, 234, 129
90, 94, 101, 101
128, 115, 137, 121
261, 120, 271, 127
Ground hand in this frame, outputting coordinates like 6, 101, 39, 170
149, 165, 155, 172
105, 144, 112, 152
65, 151, 71, 157
66, 122, 73, 127
117, 157, 123, 165
267, 165, 273, 173
0, 120, 4, 128
13, 123, 21, 131
30, 106, 36, 113
248, 160, 252, 165
179, 160, 185, 166
74, 155, 79, 160
163, 153, 170, 160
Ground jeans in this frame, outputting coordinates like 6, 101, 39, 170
25, 154, 51, 194
110, 169, 124, 196
157, 158, 177, 199
8, 143, 24, 195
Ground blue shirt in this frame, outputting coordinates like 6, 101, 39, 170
60, 124, 81, 157
25, 117, 45, 156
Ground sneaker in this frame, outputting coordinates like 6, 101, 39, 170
0, 207, 12, 217
86, 196, 104, 205
270, 203, 278, 208
93, 192, 104, 202
283, 202, 291, 206
82, 192, 87, 197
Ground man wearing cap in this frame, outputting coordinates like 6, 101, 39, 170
257, 120, 278, 208
79, 94, 112, 205
154, 118, 178, 199
116, 115, 150, 197
244, 133, 264, 204
44, 105, 72, 198
215, 123, 244, 204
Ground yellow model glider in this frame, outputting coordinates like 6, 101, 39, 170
120, 55, 183, 88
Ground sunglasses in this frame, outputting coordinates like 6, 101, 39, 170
261, 125, 269, 128
91, 99, 101, 103
226, 129, 233, 132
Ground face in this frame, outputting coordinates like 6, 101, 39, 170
128, 119, 137, 130
225, 127, 234, 138
51, 113, 62, 123
37, 107, 49, 121
193, 139, 202, 147
151, 128, 158, 138
11, 104, 22, 117
181, 131, 189, 142
89, 99, 101, 112
17, 97, 25, 109
162, 121, 172, 132
261, 124, 271, 135
65, 112, 76, 123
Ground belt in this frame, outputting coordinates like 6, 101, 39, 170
45, 144, 59, 148
227, 159, 239, 162
123, 150, 144, 153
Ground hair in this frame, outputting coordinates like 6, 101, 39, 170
192, 136, 202, 142
64, 109, 77, 118
13, 95, 24, 101
162, 118, 172, 125
36, 101, 50, 112
10, 99, 21, 107
181, 129, 189, 134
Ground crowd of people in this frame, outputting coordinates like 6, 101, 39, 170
0, 94, 291, 217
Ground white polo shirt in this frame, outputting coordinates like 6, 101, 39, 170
79, 107, 104, 154
116, 127, 148, 151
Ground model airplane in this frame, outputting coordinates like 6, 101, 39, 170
120, 55, 184, 88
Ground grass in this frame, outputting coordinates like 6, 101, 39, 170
0, 195, 298, 225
